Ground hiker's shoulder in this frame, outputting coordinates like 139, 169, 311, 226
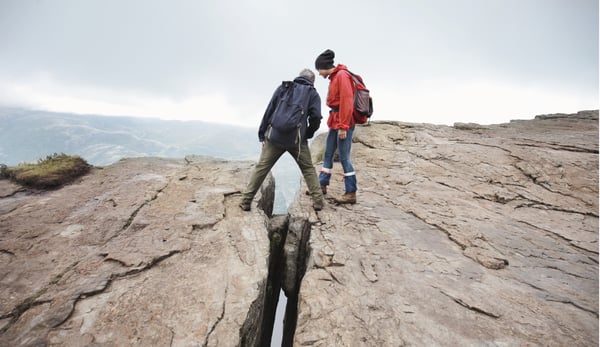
293, 76, 315, 88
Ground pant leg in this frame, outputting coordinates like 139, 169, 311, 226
319, 129, 338, 186
337, 126, 357, 192
290, 143, 323, 203
241, 141, 285, 203
322, 129, 337, 170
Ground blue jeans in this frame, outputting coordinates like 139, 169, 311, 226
319, 127, 357, 193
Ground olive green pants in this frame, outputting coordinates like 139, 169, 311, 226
241, 141, 323, 205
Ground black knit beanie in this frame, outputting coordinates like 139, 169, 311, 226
315, 49, 335, 70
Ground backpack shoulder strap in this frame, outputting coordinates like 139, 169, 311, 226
344, 70, 365, 86
280, 81, 293, 95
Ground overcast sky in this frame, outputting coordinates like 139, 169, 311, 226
0, 0, 597, 128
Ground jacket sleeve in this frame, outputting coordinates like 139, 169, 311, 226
305, 90, 322, 139
337, 72, 355, 130
258, 86, 281, 142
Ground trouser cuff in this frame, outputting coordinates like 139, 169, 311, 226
319, 171, 332, 186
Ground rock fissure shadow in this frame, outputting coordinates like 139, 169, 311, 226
280, 215, 313, 347
247, 212, 313, 347
254, 214, 289, 347
236, 173, 295, 347
240, 175, 314, 346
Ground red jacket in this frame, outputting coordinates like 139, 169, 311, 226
326, 64, 355, 130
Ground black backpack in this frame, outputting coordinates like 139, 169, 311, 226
266, 81, 312, 148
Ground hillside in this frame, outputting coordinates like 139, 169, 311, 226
0, 111, 597, 346
0, 107, 259, 166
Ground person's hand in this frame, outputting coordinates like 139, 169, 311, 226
338, 129, 347, 140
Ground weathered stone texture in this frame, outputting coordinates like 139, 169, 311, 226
1, 110, 597, 346
0, 156, 274, 347
290, 111, 598, 346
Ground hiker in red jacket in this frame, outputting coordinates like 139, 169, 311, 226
315, 49, 357, 204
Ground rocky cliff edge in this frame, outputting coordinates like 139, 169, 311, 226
0, 110, 598, 346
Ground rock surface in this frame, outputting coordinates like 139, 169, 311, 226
1, 111, 598, 346
288, 110, 598, 346
0, 156, 275, 346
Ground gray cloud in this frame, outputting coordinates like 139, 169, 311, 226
0, 0, 597, 124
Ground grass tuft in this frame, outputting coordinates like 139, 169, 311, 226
0, 153, 91, 189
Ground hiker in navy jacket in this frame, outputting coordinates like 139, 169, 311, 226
240, 69, 324, 211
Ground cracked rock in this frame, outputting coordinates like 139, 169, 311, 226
0, 110, 597, 346
0, 157, 274, 346
292, 111, 598, 345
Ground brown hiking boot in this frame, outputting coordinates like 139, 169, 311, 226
334, 192, 356, 204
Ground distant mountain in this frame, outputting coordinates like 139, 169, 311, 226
0, 107, 300, 213
0, 107, 261, 166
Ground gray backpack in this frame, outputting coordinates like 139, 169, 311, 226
346, 70, 373, 124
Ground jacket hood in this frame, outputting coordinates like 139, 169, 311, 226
293, 76, 314, 86
333, 64, 348, 72
329, 64, 348, 79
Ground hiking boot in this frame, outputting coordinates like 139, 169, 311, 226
334, 192, 356, 204
239, 200, 251, 211
313, 199, 324, 211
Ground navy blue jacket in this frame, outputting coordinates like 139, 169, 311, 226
258, 76, 322, 145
